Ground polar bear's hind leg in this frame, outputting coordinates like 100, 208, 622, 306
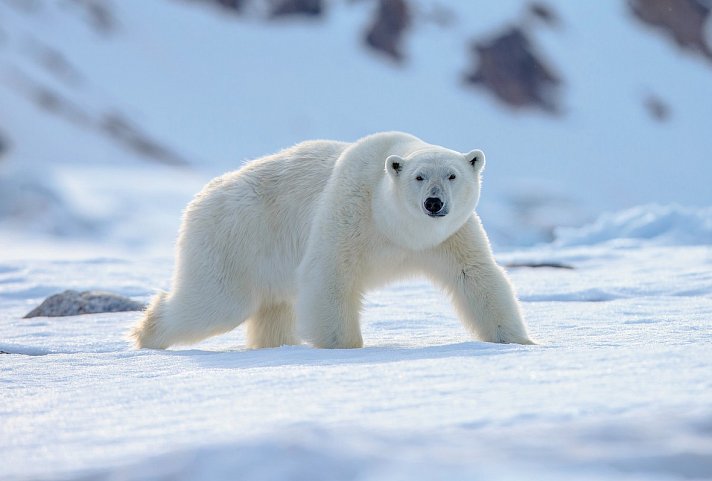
129, 291, 170, 349
130, 288, 253, 349
245, 301, 298, 348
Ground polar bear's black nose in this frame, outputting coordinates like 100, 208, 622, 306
424, 197, 444, 214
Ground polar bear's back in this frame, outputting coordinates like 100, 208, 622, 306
244, 139, 350, 238
176, 140, 349, 300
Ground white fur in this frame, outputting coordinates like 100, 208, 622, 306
129, 132, 533, 349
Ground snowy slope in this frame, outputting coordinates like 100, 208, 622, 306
2, 207, 712, 480
2, 0, 712, 250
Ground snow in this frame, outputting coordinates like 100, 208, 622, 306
2, 0, 712, 479
554, 204, 712, 247
2, 211, 712, 480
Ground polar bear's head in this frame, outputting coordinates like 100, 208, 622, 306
380, 147, 485, 249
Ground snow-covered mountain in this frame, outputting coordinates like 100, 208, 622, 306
1, 0, 711, 252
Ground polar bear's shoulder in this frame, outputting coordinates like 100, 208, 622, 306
331, 131, 432, 176
274, 139, 350, 164
351, 131, 428, 155
271, 132, 428, 169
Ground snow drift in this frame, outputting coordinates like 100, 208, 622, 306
554, 204, 712, 247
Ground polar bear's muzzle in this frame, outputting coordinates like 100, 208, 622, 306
424, 197, 448, 217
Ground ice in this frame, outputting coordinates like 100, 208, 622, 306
2, 234, 712, 480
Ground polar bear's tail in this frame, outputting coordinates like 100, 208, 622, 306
129, 291, 170, 349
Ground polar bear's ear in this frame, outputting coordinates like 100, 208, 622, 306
386, 155, 405, 177
465, 149, 486, 172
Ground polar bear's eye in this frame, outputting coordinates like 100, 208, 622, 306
449, 174, 456, 180
416, 176, 424, 181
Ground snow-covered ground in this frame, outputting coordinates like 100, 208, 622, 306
2, 1, 712, 479
2, 208, 712, 480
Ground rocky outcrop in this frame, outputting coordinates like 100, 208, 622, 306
628, 0, 712, 62
506, 261, 573, 269
182, 0, 245, 15
527, 2, 561, 28
215, 0, 245, 11
465, 26, 561, 113
28, 42, 83, 87
69, 0, 117, 34
24, 290, 146, 318
6, 72, 186, 166
364, 0, 411, 61
270, 0, 323, 18
101, 113, 189, 167
644, 93, 671, 121
0, 132, 7, 158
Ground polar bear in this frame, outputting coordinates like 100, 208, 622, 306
130, 131, 533, 349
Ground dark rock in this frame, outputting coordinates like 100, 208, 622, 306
465, 26, 562, 113
628, 0, 712, 62
506, 262, 574, 269
644, 94, 671, 121
364, 0, 411, 61
217, 0, 245, 11
19, 78, 92, 126
270, 0, 323, 18
101, 113, 189, 167
24, 290, 146, 318
69, 0, 117, 34
0, 132, 7, 157
29, 42, 83, 86
527, 2, 561, 28
181, 0, 245, 14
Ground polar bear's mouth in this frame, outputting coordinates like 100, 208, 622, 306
427, 211, 448, 218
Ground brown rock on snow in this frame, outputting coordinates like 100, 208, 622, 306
100, 113, 189, 167
644, 93, 671, 121
181, 0, 245, 14
216, 0, 245, 11
628, 0, 712, 62
69, 0, 117, 34
465, 26, 561, 113
364, 0, 411, 61
24, 290, 146, 318
527, 2, 561, 28
270, 0, 323, 18
0, 132, 7, 158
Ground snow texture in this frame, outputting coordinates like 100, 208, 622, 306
2, 208, 712, 481
554, 204, 712, 247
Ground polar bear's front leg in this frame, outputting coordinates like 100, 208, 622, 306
296, 257, 364, 349
453, 262, 534, 344
427, 217, 534, 345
